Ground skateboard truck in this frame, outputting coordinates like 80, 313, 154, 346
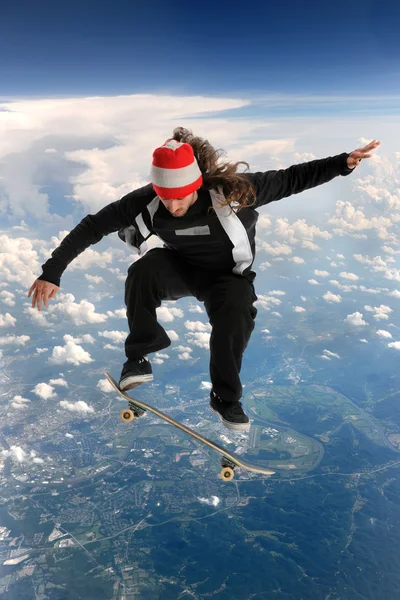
220, 457, 236, 481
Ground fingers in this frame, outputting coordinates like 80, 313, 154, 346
354, 140, 381, 160
36, 289, 49, 311
28, 281, 59, 311
37, 288, 50, 311
33, 288, 43, 311
364, 140, 380, 150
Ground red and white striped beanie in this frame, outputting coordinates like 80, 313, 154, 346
151, 138, 203, 199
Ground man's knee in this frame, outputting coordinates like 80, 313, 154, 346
207, 279, 257, 316
208, 299, 257, 328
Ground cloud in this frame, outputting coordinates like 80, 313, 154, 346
200, 381, 212, 390
10, 395, 31, 409
0, 313, 16, 328
259, 241, 293, 256
186, 331, 210, 350
257, 215, 272, 230
255, 294, 282, 311
157, 306, 184, 322
382, 245, 400, 255
166, 330, 179, 341
384, 268, 400, 282
32, 382, 57, 399
353, 253, 389, 271
63, 333, 95, 345
49, 377, 68, 387
328, 280, 357, 293
0, 334, 30, 346
153, 351, 170, 365
85, 274, 105, 284
364, 304, 393, 320
97, 378, 114, 393
0, 446, 44, 464
184, 321, 211, 332
0, 235, 42, 286
376, 330, 392, 339
328, 201, 396, 240
321, 349, 341, 360
67, 246, 114, 272
50, 293, 108, 326
274, 217, 331, 247
175, 346, 191, 353
188, 304, 204, 313
59, 400, 94, 414
358, 285, 383, 295
98, 330, 126, 344
24, 306, 51, 327
48, 339, 93, 366
293, 306, 306, 312
388, 341, 400, 350
0, 290, 16, 307
259, 261, 272, 269
0, 93, 253, 219
344, 312, 367, 327
323, 291, 342, 303
107, 308, 127, 319
197, 496, 220, 507
339, 271, 359, 281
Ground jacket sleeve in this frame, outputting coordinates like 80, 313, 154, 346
247, 152, 355, 209
38, 184, 154, 287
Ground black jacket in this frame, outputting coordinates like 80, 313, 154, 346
38, 152, 354, 286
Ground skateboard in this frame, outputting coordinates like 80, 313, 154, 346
105, 371, 275, 481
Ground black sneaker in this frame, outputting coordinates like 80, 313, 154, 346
209, 390, 250, 431
119, 357, 153, 391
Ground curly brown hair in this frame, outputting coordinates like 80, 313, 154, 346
171, 126, 257, 211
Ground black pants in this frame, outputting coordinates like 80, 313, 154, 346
124, 248, 257, 403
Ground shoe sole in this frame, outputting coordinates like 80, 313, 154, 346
119, 374, 153, 391
209, 406, 250, 432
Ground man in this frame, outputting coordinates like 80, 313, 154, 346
28, 128, 381, 431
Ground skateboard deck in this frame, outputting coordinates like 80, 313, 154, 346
105, 371, 275, 481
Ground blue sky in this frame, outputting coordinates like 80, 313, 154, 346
2, 0, 400, 98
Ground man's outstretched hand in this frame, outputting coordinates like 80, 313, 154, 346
28, 279, 59, 311
347, 139, 381, 169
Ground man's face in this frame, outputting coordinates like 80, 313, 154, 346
159, 191, 198, 217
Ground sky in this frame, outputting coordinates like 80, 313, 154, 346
0, 0, 399, 367
1, 0, 400, 98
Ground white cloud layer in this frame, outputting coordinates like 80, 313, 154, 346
59, 400, 94, 414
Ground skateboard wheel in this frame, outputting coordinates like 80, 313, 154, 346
220, 467, 235, 481
120, 408, 136, 422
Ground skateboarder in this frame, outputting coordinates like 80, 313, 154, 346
28, 129, 380, 431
